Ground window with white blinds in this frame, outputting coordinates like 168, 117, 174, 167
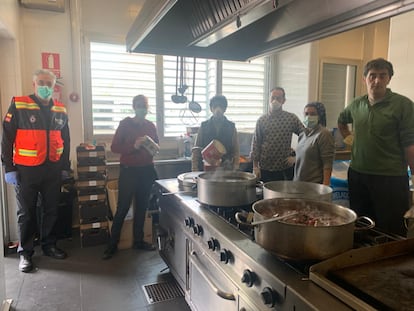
89, 42, 268, 138
221, 59, 266, 132
90, 42, 156, 135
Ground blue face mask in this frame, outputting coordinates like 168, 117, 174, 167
304, 115, 319, 128
37, 85, 53, 100
135, 108, 148, 118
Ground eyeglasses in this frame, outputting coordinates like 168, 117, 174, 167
271, 96, 284, 101
36, 79, 54, 87
304, 112, 318, 116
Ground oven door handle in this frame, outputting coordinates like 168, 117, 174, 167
190, 251, 236, 301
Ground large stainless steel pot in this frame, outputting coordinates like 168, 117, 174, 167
197, 171, 257, 207
243, 198, 374, 261
263, 181, 332, 202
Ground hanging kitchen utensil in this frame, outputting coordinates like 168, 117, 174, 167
171, 56, 188, 103
171, 56, 180, 103
189, 101, 201, 113
177, 56, 187, 103
188, 57, 201, 113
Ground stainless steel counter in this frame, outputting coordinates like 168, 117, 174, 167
106, 158, 191, 179
107, 157, 254, 180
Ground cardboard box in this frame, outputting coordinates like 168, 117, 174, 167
77, 187, 106, 202
106, 180, 153, 248
76, 179, 106, 188
76, 144, 105, 154
80, 222, 109, 247
79, 200, 108, 224
77, 157, 106, 167
108, 219, 133, 250
77, 171, 106, 182
77, 165, 106, 173
107, 180, 132, 220
108, 212, 153, 250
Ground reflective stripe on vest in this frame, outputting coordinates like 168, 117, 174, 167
14, 129, 48, 166
15, 101, 41, 110
18, 149, 38, 157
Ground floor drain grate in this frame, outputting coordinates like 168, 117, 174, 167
142, 280, 184, 304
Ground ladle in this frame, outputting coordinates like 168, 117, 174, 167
250, 211, 299, 226
188, 57, 201, 113
161, 191, 194, 196
171, 56, 188, 103
171, 56, 179, 103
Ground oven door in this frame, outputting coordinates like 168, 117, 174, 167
158, 196, 187, 290
188, 241, 238, 311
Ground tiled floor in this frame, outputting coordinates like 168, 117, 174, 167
3, 233, 191, 311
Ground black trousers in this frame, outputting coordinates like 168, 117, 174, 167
260, 167, 294, 183
348, 167, 409, 236
109, 165, 157, 247
15, 163, 61, 255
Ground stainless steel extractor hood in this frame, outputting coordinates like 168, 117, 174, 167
126, 0, 414, 61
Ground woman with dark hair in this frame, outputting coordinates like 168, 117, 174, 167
102, 94, 159, 260
293, 102, 335, 185
191, 95, 239, 171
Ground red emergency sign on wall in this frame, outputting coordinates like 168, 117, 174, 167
41, 52, 62, 101
41, 52, 61, 78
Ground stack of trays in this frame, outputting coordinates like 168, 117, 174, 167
75, 144, 109, 247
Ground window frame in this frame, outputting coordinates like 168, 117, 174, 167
82, 36, 270, 144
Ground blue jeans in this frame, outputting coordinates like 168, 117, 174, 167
109, 165, 157, 246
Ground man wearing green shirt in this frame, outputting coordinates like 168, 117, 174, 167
338, 58, 414, 236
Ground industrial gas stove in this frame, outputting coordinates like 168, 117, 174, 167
154, 178, 409, 311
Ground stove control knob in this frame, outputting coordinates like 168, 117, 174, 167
207, 238, 219, 251
241, 269, 256, 287
260, 287, 277, 307
192, 224, 203, 236
219, 249, 232, 264
184, 217, 194, 227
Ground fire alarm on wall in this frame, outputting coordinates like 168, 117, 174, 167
69, 92, 79, 103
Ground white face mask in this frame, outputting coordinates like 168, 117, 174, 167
270, 100, 283, 112
304, 115, 319, 128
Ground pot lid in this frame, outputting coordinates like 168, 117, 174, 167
177, 171, 203, 187
199, 171, 256, 182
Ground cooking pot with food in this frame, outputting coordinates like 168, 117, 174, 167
263, 181, 332, 202
197, 171, 257, 207
236, 198, 374, 261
